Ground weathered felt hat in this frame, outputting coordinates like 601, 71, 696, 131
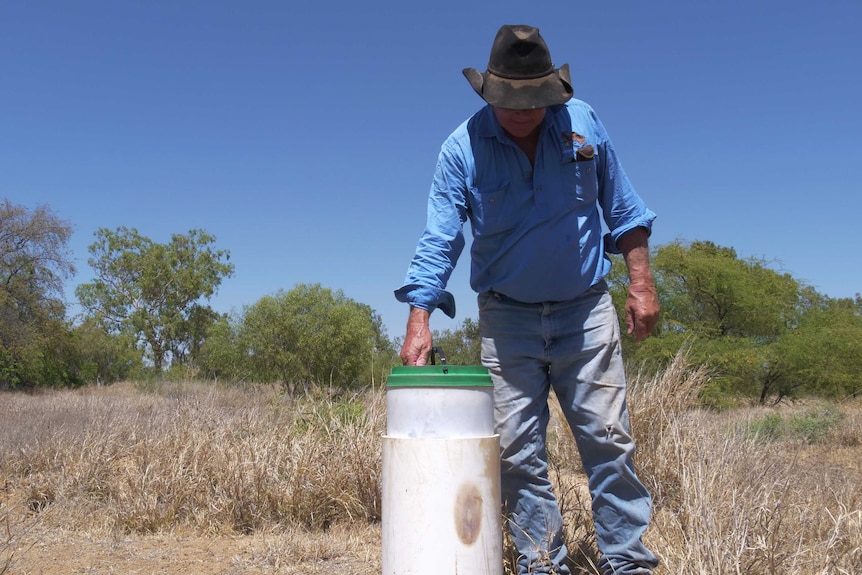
463, 24, 573, 110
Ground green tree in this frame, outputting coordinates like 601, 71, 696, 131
76, 227, 234, 371
235, 284, 384, 394
642, 241, 803, 403
652, 241, 799, 339
0, 199, 77, 387
766, 295, 862, 401
619, 240, 859, 404
72, 318, 141, 385
196, 313, 247, 382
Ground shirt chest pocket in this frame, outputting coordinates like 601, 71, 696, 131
468, 180, 520, 237
561, 157, 599, 205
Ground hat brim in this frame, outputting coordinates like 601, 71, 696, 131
463, 63, 573, 109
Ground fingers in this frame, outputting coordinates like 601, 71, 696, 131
399, 334, 433, 366
400, 307, 433, 365
400, 348, 419, 366
401, 347, 429, 366
631, 313, 650, 342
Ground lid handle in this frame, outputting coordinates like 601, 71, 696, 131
430, 346, 448, 365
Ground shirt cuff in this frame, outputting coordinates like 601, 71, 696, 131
605, 212, 656, 254
394, 284, 457, 318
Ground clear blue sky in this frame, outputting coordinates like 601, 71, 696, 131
2, 0, 860, 340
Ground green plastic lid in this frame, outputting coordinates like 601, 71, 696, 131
387, 365, 493, 388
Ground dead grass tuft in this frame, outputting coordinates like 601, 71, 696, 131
544, 349, 862, 574
0, 382, 383, 539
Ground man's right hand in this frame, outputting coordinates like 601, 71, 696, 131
399, 307, 433, 365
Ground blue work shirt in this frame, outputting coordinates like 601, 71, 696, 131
395, 98, 655, 318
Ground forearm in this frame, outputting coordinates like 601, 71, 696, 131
617, 227, 659, 341
618, 227, 654, 286
406, 306, 431, 337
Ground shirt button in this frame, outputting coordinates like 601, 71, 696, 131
489, 198, 496, 204
536, 186, 543, 192
586, 168, 592, 173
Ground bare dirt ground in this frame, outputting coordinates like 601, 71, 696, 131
4, 521, 382, 575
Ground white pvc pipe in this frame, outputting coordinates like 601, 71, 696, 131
382, 435, 502, 575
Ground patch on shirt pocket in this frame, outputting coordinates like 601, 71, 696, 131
469, 180, 518, 237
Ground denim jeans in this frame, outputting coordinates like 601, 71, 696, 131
478, 284, 658, 575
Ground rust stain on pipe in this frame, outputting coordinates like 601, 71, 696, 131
454, 482, 483, 545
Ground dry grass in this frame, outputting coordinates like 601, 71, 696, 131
2, 356, 861, 574
548, 352, 862, 574
1, 381, 385, 573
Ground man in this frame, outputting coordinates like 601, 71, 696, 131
395, 24, 659, 575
